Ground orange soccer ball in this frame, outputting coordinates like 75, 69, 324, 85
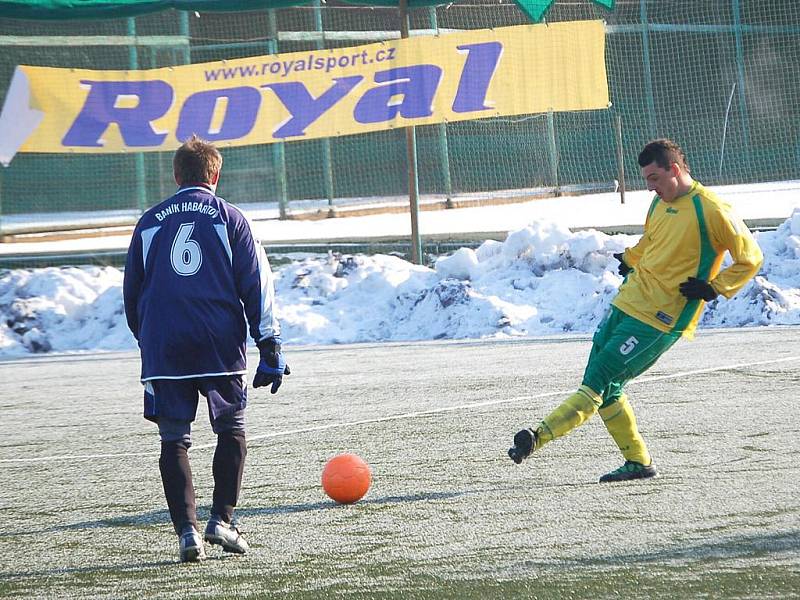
321, 453, 372, 504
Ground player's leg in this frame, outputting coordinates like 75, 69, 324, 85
212, 416, 246, 525
599, 392, 649, 464
200, 376, 249, 554
597, 392, 656, 481
584, 314, 680, 482
158, 418, 205, 562
147, 380, 205, 562
509, 306, 619, 464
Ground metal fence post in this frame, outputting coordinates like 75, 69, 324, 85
639, 0, 657, 139
267, 10, 288, 219
615, 113, 626, 204
313, 0, 336, 216
0, 165, 4, 239
731, 0, 752, 170
427, 6, 453, 208
546, 110, 559, 193
127, 17, 148, 214
179, 10, 191, 65
399, 0, 422, 264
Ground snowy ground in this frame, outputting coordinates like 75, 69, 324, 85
3, 201, 800, 357
2, 330, 800, 598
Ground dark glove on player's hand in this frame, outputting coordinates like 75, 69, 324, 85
679, 277, 718, 301
253, 336, 291, 394
613, 252, 632, 277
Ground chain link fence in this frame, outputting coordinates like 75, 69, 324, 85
0, 0, 798, 235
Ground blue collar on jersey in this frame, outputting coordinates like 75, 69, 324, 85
176, 184, 215, 195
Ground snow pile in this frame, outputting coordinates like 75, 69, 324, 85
3, 213, 800, 357
0, 266, 131, 354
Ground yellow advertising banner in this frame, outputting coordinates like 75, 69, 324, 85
0, 20, 607, 162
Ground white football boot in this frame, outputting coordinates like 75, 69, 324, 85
179, 524, 206, 563
204, 516, 249, 554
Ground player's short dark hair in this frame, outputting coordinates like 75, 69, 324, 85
637, 139, 690, 172
173, 134, 222, 185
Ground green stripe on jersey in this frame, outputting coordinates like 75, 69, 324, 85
673, 195, 717, 332
692, 194, 718, 279
646, 197, 660, 221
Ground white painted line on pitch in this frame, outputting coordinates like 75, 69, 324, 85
3, 354, 799, 464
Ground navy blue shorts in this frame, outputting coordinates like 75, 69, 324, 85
143, 375, 248, 423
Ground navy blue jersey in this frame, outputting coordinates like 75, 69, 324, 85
123, 185, 280, 382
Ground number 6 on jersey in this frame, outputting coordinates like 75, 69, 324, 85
171, 222, 202, 276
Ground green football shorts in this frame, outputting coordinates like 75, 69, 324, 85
582, 306, 681, 408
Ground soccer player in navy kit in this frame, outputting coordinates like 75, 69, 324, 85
123, 135, 290, 562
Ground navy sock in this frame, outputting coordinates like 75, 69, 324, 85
159, 441, 197, 534
212, 431, 247, 523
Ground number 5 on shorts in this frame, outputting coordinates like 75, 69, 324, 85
619, 336, 639, 356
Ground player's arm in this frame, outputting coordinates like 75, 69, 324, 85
122, 225, 144, 340
620, 236, 648, 269
231, 213, 288, 392
707, 205, 763, 299
620, 198, 658, 268
232, 216, 280, 344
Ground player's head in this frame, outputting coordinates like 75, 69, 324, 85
637, 139, 692, 202
173, 134, 222, 190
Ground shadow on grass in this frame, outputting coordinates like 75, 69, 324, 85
2, 490, 471, 536
584, 529, 800, 566
239, 489, 469, 517
4, 530, 800, 584
0, 491, 473, 582
0, 560, 181, 581
0, 509, 172, 536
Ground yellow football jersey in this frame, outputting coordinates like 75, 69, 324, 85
613, 181, 763, 339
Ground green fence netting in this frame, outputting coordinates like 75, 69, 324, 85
0, 0, 798, 233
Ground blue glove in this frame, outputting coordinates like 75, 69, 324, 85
253, 337, 290, 394
613, 252, 632, 277
679, 277, 718, 301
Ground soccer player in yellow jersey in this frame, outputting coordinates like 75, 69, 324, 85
508, 139, 764, 482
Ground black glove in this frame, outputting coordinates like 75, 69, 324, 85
679, 277, 718, 301
613, 252, 631, 277
253, 336, 291, 393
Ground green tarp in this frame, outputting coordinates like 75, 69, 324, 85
0, 1, 616, 31
0, 0, 445, 20
0, 0, 615, 21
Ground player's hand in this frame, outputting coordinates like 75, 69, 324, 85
613, 252, 632, 277
679, 277, 718, 301
253, 336, 290, 394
